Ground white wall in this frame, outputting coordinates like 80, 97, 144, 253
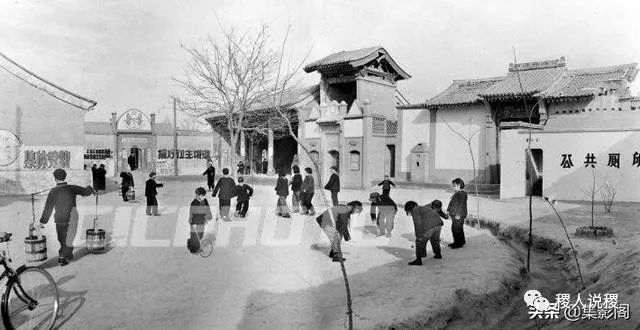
501, 128, 640, 202
398, 108, 430, 174
434, 105, 487, 171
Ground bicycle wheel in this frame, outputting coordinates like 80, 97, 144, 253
2, 267, 59, 330
199, 238, 214, 258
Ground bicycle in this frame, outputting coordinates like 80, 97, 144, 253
0, 232, 59, 329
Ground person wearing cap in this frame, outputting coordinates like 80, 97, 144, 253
324, 166, 340, 206
145, 172, 164, 216
404, 200, 448, 265
369, 192, 398, 237
39, 169, 95, 266
233, 177, 253, 218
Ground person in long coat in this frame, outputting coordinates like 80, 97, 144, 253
145, 172, 164, 216
405, 200, 448, 265
94, 164, 106, 191
316, 201, 363, 262
324, 166, 340, 206
39, 169, 94, 266
119, 167, 134, 201
300, 167, 315, 215
202, 162, 216, 191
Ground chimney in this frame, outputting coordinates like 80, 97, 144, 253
339, 101, 348, 116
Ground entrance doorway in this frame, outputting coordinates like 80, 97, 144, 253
386, 145, 396, 177
128, 147, 147, 171
525, 148, 543, 196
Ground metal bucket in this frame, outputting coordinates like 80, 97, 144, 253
86, 229, 106, 253
24, 235, 47, 262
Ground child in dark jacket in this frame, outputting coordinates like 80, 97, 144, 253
377, 175, 396, 197
447, 177, 468, 248
212, 168, 236, 221
290, 165, 303, 213
233, 177, 253, 218
301, 167, 315, 215
189, 187, 212, 253
275, 171, 291, 218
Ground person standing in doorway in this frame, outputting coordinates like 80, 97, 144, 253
202, 162, 216, 191
275, 171, 291, 218
324, 166, 340, 206
290, 165, 302, 213
212, 168, 236, 221
145, 172, 164, 216
447, 178, 468, 249
301, 167, 315, 215
377, 174, 396, 197
316, 201, 363, 262
233, 177, 253, 218
119, 166, 134, 202
127, 152, 136, 171
404, 200, 446, 265
39, 169, 94, 266
94, 164, 106, 191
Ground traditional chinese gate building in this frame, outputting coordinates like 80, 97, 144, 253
399, 57, 640, 201
0, 52, 96, 195
206, 46, 411, 188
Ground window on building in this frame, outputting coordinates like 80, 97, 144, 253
349, 151, 360, 171
372, 117, 386, 135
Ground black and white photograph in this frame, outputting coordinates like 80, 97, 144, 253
0, 0, 639, 328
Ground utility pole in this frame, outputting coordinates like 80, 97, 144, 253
173, 97, 179, 176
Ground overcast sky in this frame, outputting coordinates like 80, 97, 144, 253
1, 0, 639, 121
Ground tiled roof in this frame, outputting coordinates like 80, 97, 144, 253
425, 77, 505, 108
304, 46, 411, 80
0, 52, 97, 110
543, 63, 638, 99
480, 66, 566, 98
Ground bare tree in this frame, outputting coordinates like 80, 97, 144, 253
176, 24, 278, 177
264, 26, 356, 330
441, 117, 481, 226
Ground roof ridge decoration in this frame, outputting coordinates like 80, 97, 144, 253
508, 56, 566, 72
0, 52, 97, 110
347, 100, 363, 116
569, 63, 638, 82
303, 46, 411, 80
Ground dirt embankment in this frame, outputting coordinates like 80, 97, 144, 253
386, 217, 640, 329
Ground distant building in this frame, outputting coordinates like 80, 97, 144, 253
0, 52, 96, 195
399, 57, 640, 201
84, 109, 213, 176
207, 46, 411, 188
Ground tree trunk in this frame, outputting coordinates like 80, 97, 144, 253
467, 143, 480, 224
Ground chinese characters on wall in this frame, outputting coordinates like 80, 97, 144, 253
23, 150, 71, 169
84, 149, 113, 160
157, 149, 211, 160
561, 152, 640, 169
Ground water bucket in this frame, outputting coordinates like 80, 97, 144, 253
24, 235, 47, 262
86, 229, 106, 253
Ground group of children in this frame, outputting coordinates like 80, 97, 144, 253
274, 165, 317, 218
